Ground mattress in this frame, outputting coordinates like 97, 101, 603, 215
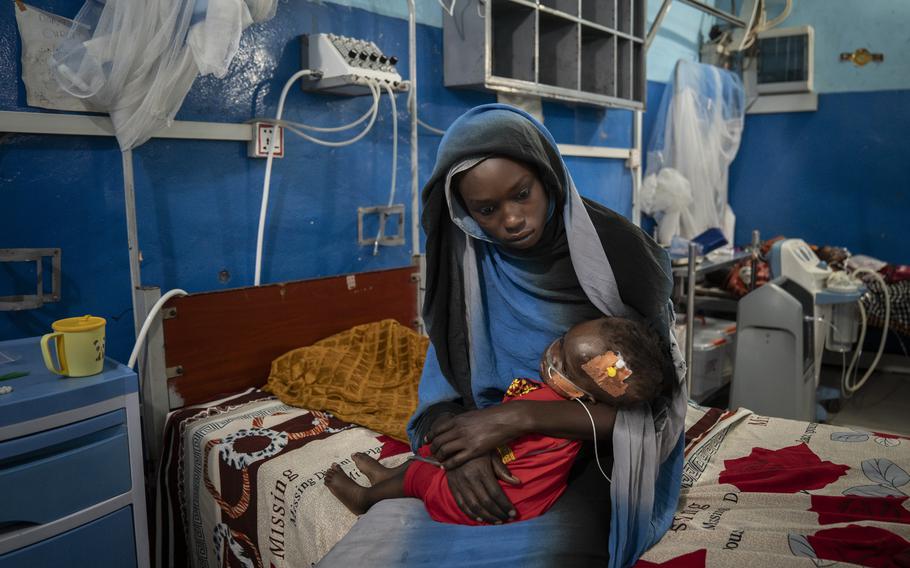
156, 388, 412, 568
157, 391, 910, 567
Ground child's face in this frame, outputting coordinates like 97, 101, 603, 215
539, 336, 598, 402
457, 157, 549, 250
538, 320, 635, 405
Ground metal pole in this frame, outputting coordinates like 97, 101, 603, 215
408, 0, 424, 333
749, 229, 760, 291
646, 0, 674, 50
136, 286, 169, 468
122, 150, 144, 336
685, 241, 698, 395
677, 0, 747, 27
631, 110, 643, 226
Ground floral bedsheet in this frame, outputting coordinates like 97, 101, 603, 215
636, 402, 910, 567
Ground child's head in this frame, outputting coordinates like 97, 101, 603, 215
539, 317, 671, 407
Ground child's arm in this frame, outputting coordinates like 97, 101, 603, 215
427, 400, 616, 471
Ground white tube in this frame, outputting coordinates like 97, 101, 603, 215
260, 93, 377, 132
278, 82, 380, 147
842, 269, 891, 397
254, 74, 379, 286
417, 118, 446, 136
573, 398, 611, 483
760, 0, 792, 31
255, 69, 318, 286
373, 81, 399, 255
128, 288, 188, 371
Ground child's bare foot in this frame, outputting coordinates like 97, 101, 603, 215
324, 464, 369, 515
351, 452, 401, 485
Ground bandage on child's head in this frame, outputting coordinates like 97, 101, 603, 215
581, 350, 633, 398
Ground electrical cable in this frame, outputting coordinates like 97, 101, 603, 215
759, 0, 792, 31
254, 92, 377, 132
573, 398, 612, 483
373, 81, 398, 255
254, 73, 380, 286
255, 68, 317, 286
276, 82, 381, 147
438, 0, 455, 17
417, 117, 447, 136
842, 269, 891, 397
128, 288, 188, 374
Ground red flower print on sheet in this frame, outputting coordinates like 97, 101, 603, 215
719, 443, 848, 493
810, 495, 910, 525
635, 549, 707, 567
807, 524, 910, 567
874, 432, 910, 440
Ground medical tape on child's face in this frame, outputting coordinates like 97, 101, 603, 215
544, 346, 597, 403
581, 351, 632, 398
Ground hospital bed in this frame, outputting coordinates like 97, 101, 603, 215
151, 267, 910, 567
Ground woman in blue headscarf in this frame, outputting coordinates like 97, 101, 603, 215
407, 104, 688, 567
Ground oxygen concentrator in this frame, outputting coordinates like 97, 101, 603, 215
730, 239, 865, 421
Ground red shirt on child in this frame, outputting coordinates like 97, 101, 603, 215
403, 379, 582, 524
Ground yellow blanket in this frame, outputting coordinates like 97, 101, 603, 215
265, 319, 428, 442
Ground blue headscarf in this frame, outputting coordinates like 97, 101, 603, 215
409, 104, 687, 567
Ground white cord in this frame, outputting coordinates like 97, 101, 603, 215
573, 398, 612, 483
255, 69, 316, 286
255, 92, 378, 133
417, 117, 447, 136
373, 81, 398, 255
842, 269, 891, 396
438, 0, 455, 17
128, 288, 188, 372
759, 0, 792, 31
254, 75, 381, 286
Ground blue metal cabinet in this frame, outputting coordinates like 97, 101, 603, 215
0, 337, 149, 568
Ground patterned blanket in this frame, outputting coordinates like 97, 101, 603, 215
156, 389, 411, 568
158, 393, 910, 568
636, 402, 910, 567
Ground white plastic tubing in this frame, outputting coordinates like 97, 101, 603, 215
842, 269, 891, 397
253, 72, 386, 286
128, 288, 188, 371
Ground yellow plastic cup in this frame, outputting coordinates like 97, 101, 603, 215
41, 315, 107, 377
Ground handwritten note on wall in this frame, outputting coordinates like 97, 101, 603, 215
14, 3, 100, 112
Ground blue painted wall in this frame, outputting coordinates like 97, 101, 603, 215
0, 1, 656, 361
726, 1, 910, 263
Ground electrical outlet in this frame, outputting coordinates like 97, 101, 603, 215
247, 122, 284, 159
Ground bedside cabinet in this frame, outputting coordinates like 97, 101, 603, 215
0, 337, 149, 568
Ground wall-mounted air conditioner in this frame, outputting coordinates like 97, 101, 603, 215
744, 25, 817, 114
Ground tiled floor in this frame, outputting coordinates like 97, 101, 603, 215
821, 367, 910, 436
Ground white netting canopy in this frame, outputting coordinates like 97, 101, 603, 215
50, 0, 277, 151
641, 59, 745, 245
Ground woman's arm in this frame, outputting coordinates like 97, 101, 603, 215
407, 344, 466, 450
428, 400, 617, 470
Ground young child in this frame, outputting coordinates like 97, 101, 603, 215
324, 316, 671, 525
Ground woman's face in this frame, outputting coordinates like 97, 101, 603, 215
457, 157, 549, 249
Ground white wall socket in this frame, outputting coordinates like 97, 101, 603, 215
248, 122, 284, 158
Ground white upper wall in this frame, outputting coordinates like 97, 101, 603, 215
316, 0, 713, 84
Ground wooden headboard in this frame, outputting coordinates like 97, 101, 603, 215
161, 266, 419, 408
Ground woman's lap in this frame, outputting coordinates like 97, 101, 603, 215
319, 449, 611, 568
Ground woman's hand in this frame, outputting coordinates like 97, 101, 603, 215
427, 403, 528, 470
445, 452, 520, 523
